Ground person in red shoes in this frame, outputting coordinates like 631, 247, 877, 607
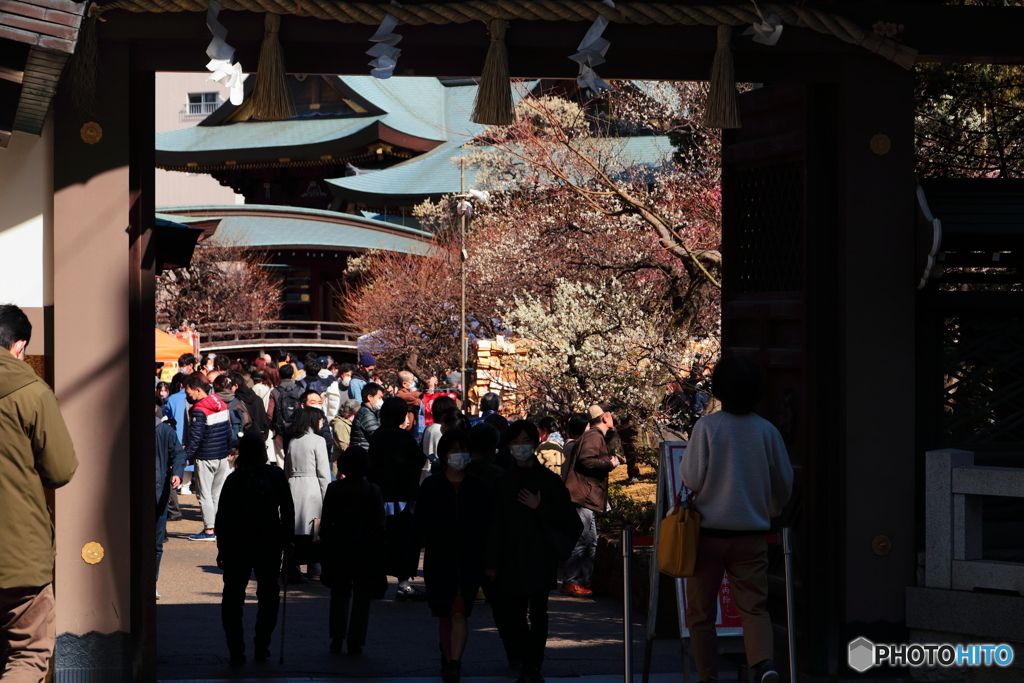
560, 404, 619, 596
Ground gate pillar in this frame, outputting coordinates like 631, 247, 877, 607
51, 41, 155, 683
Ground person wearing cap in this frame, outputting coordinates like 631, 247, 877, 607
560, 404, 619, 597
349, 353, 376, 403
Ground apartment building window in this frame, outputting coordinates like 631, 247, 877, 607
187, 93, 219, 115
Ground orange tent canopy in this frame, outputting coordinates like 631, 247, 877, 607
156, 328, 194, 363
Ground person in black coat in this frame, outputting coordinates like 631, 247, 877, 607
155, 401, 185, 585
216, 434, 295, 666
416, 428, 491, 683
368, 397, 427, 596
486, 420, 583, 683
320, 446, 386, 656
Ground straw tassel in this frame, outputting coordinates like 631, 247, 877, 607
251, 13, 294, 121
472, 19, 513, 126
702, 25, 741, 129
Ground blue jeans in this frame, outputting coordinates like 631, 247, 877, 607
563, 506, 596, 585
156, 499, 169, 581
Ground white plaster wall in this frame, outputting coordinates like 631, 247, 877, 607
155, 72, 244, 208
0, 122, 53, 309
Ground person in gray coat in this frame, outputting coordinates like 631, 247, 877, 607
286, 408, 331, 582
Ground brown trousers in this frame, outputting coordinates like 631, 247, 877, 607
686, 534, 773, 682
0, 584, 55, 683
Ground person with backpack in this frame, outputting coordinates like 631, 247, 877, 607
213, 375, 247, 454
269, 364, 304, 467
216, 434, 295, 667
320, 445, 386, 655
286, 408, 332, 583
229, 372, 270, 443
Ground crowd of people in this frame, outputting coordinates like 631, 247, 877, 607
154, 348, 634, 680
147, 346, 793, 683
0, 301, 795, 683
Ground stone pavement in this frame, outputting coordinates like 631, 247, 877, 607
157, 494, 730, 682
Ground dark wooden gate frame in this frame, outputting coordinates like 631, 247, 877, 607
49, 6, 1024, 681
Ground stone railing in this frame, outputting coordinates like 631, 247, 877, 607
926, 449, 1024, 595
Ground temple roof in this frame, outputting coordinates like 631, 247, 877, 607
156, 204, 434, 255
325, 135, 678, 205
155, 77, 534, 172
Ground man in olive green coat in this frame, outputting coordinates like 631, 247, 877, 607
0, 304, 78, 683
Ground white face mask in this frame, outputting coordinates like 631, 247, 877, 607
447, 452, 471, 472
341, 376, 351, 387
510, 444, 535, 462
371, 398, 383, 410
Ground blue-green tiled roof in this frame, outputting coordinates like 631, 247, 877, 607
325, 136, 677, 202
155, 204, 433, 255
156, 77, 538, 157
157, 117, 382, 154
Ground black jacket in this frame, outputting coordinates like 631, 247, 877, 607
350, 405, 380, 449
320, 476, 386, 566
216, 464, 295, 553
416, 472, 491, 616
367, 425, 426, 503
486, 460, 583, 595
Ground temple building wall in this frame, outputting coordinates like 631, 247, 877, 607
154, 72, 243, 208
0, 123, 53, 358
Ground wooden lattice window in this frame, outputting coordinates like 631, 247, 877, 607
726, 161, 805, 293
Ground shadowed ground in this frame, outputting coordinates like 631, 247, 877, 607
157, 494, 736, 682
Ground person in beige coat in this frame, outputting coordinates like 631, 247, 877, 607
0, 305, 78, 683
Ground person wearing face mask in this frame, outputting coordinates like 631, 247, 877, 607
156, 381, 172, 405
415, 429, 491, 683
396, 370, 437, 439
350, 383, 384, 450
485, 421, 582, 683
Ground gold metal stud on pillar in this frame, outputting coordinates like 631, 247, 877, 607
80, 122, 102, 145
870, 134, 891, 155
82, 542, 104, 564
871, 534, 892, 556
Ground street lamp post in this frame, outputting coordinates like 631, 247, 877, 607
460, 159, 468, 408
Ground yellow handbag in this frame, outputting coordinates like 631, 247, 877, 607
656, 449, 704, 578
657, 496, 701, 578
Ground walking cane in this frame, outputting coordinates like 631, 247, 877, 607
280, 544, 289, 665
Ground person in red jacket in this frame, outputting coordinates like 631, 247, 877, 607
561, 404, 620, 596
183, 374, 233, 541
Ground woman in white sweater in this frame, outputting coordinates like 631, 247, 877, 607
286, 407, 331, 582
680, 356, 793, 683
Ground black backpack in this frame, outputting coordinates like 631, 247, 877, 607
228, 399, 249, 450
273, 384, 303, 435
